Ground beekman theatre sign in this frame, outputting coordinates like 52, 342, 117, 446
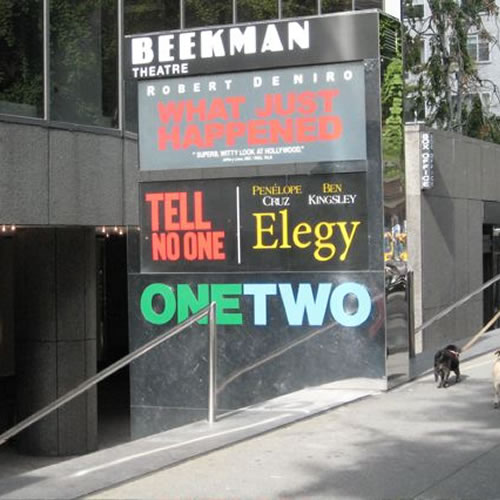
130, 14, 379, 331
130, 21, 311, 79
127, 12, 390, 438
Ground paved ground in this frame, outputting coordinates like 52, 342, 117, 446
86, 351, 500, 500
0, 328, 499, 499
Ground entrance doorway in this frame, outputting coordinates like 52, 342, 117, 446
96, 233, 130, 448
483, 224, 500, 327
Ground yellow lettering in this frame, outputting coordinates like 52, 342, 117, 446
313, 222, 336, 261
292, 222, 312, 248
337, 221, 361, 261
279, 209, 292, 249
322, 183, 342, 193
253, 213, 279, 249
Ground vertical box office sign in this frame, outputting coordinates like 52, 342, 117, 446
138, 63, 367, 170
420, 131, 434, 190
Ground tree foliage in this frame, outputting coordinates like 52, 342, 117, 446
0, 0, 43, 116
380, 15, 405, 179
404, 0, 500, 141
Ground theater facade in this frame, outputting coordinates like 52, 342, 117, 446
126, 11, 409, 438
0, 2, 407, 456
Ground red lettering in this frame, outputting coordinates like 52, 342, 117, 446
164, 193, 180, 230
296, 117, 317, 142
205, 123, 225, 147
184, 232, 197, 260
185, 99, 206, 121
197, 232, 212, 260
225, 96, 246, 119
319, 115, 343, 140
212, 231, 226, 259
158, 126, 181, 150
206, 98, 228, 120
274, 94, 294, 116
157, 101, 185, 123
182, 124, 204, 148
296, 91, 317, 114
152, 232, 181, 261
166, 233, 181, 260
226, 122, 245, 146
255, 94, 273, 118
178, 192, 194, 230
152, 233, 167, 261
248, 120, 269, 145
269, 118, 294, 144
150, 231, 226, 262
145, 193, 163, 232
193, 191, 211, 230
317, 89, 340, 112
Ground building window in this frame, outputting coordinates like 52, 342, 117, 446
404, 4, 424, 18
237, 0, 278, 22
185, 0, 232, 28
354, 0, 383, 9
282, 0, 317, 18
465, 91, 492, 109
404, 95, 425, 122
418, 38, 425, 64
467, 34, 490, 62
124, 0, 179, 35
124, 0, 181, 133
322, 0, 353, 13
0, 0, 44, 118
50, 0, 118, 127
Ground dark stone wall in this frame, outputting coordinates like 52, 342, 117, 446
0, 122, 138, 226
14, 228, 98, 455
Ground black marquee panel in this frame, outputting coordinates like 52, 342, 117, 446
140, 173, 369, 272
128, 271, 385, 438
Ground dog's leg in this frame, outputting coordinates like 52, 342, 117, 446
455, 366, 461, 383
443, 369, 451, 388
437, 370, 444, 388
494, 382, 500, 409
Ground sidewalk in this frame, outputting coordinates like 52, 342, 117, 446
410, 327, 500, 378
87, 347, 500, 500
0, 328, 499, 499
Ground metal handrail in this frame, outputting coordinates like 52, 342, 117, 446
0, 302, 217, 446
414, 273, 500, 335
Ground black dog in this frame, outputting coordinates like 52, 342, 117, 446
434, 344, 461, 388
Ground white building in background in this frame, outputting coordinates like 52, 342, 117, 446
383, 0, 402, 18
404, 0, 500, 120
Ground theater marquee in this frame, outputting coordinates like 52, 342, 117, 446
138, 62, 367, 171
140, 173, 368, 272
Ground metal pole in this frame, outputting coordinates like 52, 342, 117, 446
43, 0, 50, 120
414, 272, 500, 335
208, 301, 217, 424
0, 306, 210, 445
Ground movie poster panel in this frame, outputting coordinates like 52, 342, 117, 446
138, 62, 367, 170
140, 173, 368, 272
128, 271, 385, 438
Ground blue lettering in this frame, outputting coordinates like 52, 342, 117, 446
279, 283, 332, 326
243, 284, 277, 325
330, 282, 371, 327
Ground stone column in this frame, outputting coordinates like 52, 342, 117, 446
15, 228, 97, 456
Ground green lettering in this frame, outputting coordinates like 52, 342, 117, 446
211, 284, 243, 325
140, 284, 176, 325
177, 284, 210, 324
